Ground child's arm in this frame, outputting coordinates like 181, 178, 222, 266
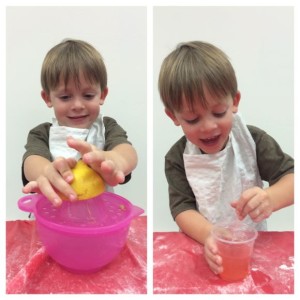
231, 173, 294, 222
23, 155, 77, 206
267, 173, 294, 209
175, 210, 211, 244
175, 210, 223, 274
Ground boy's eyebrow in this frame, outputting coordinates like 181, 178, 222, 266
180, 101, 229, 114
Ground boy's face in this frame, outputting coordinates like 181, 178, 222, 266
166, 91, 240, 154
42, 72, 108, 128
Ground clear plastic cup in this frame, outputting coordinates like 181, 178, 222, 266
211, 222, 258, 281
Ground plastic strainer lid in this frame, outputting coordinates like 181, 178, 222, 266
18, 192, 144, 234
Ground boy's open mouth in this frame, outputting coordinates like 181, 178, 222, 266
200, 135, 220, 145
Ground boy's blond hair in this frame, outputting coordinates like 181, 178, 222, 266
158, 41, 237, 112
41, 39, 107, 94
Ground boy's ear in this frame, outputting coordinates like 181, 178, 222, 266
165, 108, 180, 126
41, 90, 52, 108
99, 87, 108, 105
232, 91, 241, 113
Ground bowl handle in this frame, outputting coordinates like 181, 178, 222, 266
130, 205, 144, 219
18, 194, 40, 213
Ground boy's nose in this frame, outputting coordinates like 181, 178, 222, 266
200, 117, 217, 132
72, 98, 84, 110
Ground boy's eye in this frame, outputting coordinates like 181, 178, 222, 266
84, 94, 95, 99
59, 95, 71, 101
185, 118, 199, 124
213, 111, 227, 118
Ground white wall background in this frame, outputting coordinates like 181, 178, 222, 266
153, 6, 294, 231
6, 6, 147, 220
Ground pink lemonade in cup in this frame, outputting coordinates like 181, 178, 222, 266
211, 222, 258, 281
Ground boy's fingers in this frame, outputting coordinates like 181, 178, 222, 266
35, 176, 63, 206
66, 157, 77, 168
67, 137, 93, 156
82, 150, 106, 166
99, 160, 125, 186
209, 259, 223, 275
230, 201, 237, 208
231, 188, 256, 216
40, 165, 77, 202
240, 192, 264, 217
52, 157, 74, 182
116, 171, 125, 184
205, 249, 223, 274
22, 181, 40, 194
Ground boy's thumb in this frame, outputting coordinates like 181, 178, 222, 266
230, 200, 238, 208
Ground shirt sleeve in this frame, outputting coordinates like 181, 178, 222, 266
22, 123, 52, 186
248, 125, 294, 185
165, 136, 197, 220
103, 116, 132, 150
103, 116, 133, 184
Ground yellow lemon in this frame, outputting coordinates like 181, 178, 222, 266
61, 160, 106, 200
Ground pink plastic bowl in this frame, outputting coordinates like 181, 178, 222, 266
18, 192, 144, 273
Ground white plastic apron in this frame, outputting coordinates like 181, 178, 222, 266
49, 113, 113, 192
183, 113, 266, 230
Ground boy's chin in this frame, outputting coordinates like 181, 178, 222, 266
198, 141, 227, 154
199, 148, 220, 155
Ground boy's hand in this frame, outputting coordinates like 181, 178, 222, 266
22, 157, 77, 206
67, 137, 125, 186
231, 187, 273, 222
204, 234, 223, 275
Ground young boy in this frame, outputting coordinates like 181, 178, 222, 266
158, 41, 294, 274
22, 39, 137, 207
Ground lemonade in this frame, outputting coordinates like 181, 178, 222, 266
211, 222, 257, 282
219, 246, 251, 281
